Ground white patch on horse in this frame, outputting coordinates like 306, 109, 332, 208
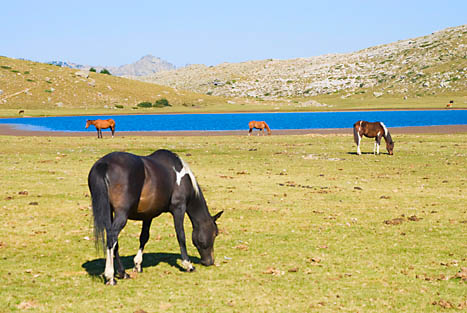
357, 133, 362, 155
181, 259, 194, 271
104, 242, 117, 282
380, 122, 388, 137
173, 158, 200, 197
173, 166, 187, 186
133, 248, 144, 272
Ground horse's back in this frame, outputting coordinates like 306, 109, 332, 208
90, 151, 173, 219
147, 149, 184, 171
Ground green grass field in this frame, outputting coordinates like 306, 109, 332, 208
0, 133, 466, 312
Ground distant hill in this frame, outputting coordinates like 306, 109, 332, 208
0, 56, 223, 111
49, 55, 175, 77
136, 25, 467, 99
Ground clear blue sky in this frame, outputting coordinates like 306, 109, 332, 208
1, 1, 465, 67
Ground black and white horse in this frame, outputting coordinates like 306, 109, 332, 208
88, 149, 223, 285
353, 121, 394, 155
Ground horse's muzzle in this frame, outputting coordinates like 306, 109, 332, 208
200, 251, 214, 266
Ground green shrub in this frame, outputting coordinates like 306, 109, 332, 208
100, 68, 111, 75
114, 104, 124, 109
153, 98, 171, 107
0, 65, 11, 70
89, 67, 96, 72
137, 101, 152, 108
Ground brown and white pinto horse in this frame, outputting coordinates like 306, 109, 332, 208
88, 149, 223, 285
353, 121, 394, 155
248, 121, 271, 136
85, 119, 116, 138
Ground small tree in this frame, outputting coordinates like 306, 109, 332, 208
89, 67, 96, 72
137, 101, 153, 108
153, 98, 171, 107
100, 68, 111, 75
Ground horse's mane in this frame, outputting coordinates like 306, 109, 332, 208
379, 122, 388, 137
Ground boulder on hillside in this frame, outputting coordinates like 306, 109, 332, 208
75, 71, 89, 79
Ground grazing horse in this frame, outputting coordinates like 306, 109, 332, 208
353, 121, 394, 155
248, 121, 271, 136
88, 149, 223, 285
85, 119, 115, 138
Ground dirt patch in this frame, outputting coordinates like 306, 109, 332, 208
1, 124, 467, 136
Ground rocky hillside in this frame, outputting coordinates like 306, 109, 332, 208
137, 25, 467, 99
49, 55, 175, 76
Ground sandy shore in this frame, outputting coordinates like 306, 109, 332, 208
0, 124, 466, 136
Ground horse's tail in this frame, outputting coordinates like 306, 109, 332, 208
353, 121, 361, 145
263, 122, 271, 135
88, 161, 111, 252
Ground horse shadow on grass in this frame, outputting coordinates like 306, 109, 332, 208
82, 252, 201, 279
347, 151, 390, 155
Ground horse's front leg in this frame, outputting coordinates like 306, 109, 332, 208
375, 136, 381, 155
133, 219, 152, 273
171, 205, 195, 272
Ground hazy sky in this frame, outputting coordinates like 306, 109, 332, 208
1, 1, 465, 67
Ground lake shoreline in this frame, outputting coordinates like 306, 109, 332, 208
1, 124, 466, 137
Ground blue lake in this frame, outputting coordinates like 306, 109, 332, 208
0, 110, 466, 132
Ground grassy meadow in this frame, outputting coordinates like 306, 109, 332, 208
0, 133, 466, 312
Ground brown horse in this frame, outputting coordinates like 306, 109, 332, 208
353, 121, 394, 155
248, 121, 271, 136
88, 149, 223, 285
85, 119, 116, 138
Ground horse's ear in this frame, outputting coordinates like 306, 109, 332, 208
213, 211, 223, 221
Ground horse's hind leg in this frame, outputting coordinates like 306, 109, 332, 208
356, 133, 362, 155
111, 127, 115, 138
133, 219, 152, 273
114, 243, 130, 279
103, 212, 128, 285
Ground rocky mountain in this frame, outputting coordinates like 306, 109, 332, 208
136, 25, 467, 99
49, 55, 175, 77
109, 55, 175, 76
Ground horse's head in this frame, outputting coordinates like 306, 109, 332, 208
386, 140, 394, 155
192, 211, 223, 266
85, 120, 91, 129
